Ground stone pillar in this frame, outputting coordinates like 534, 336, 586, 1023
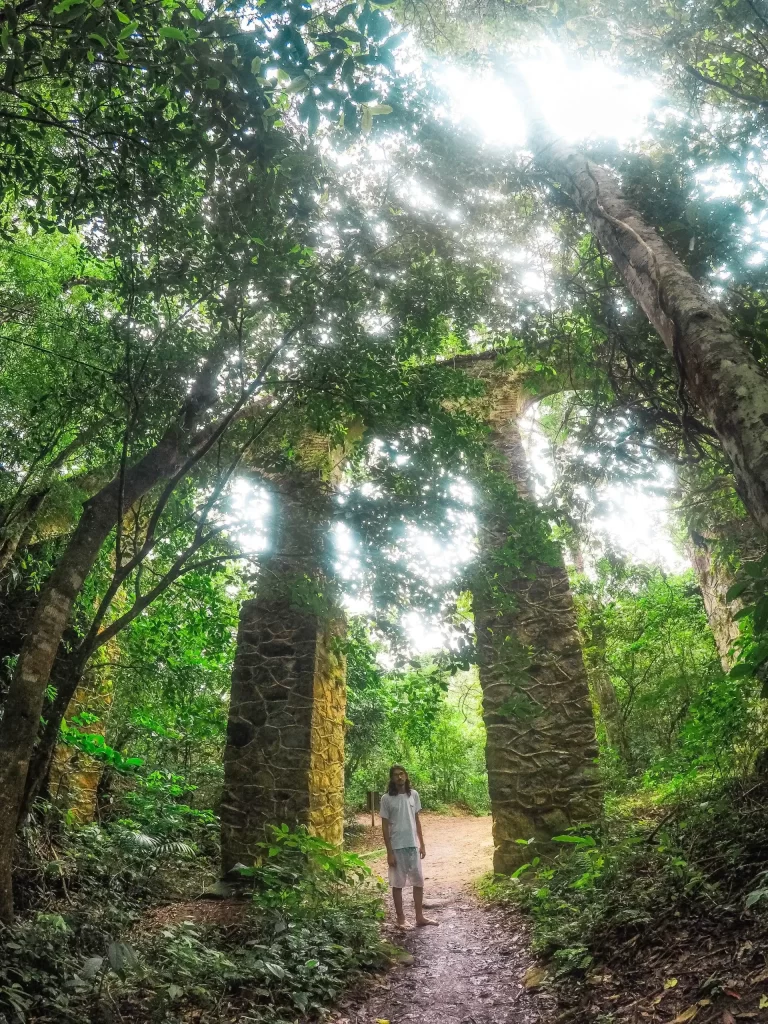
469, 371, 602, 873
220, 598, 346, 873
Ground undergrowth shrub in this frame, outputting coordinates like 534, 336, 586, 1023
133, 828, 387, 1020
3, 809, 385, 1023
479, 776, 768, 980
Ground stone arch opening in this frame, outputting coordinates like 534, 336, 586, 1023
219, 370, 602, 874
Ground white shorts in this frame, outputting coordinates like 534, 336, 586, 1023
388, 847, 424, 889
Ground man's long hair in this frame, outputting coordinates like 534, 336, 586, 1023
388, 764, 411, 796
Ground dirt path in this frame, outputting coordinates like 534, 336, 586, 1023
335, 814, 549, 1024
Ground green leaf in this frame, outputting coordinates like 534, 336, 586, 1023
726, 581, 749, 603
158, 25, 187, 41
80, 956, 104, 981
754, 595, 768, 633
729, 663, 755, 679
284, 76, 309, 93
108, 941, 138, 973
552, 834, 596, 846
745, 887, 768, 907
115, 9, 131, 23
118, 20, 139, 39
734, 605, 755, 621
52, 0, 83, 12
383, 30, 408, 48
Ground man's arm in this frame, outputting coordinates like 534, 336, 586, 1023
382, 817, 396, 866
415, 811, 426, 859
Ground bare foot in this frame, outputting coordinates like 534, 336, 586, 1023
395, 918, 411, 930
415, 917, 438, 927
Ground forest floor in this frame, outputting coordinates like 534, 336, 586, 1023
332, 813, 551, 1024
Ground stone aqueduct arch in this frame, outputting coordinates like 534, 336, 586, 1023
218, 366, 602, 874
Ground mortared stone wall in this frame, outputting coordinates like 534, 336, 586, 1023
220, 597, 346, 873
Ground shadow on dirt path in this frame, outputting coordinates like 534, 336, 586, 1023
334, 814, 552, 1024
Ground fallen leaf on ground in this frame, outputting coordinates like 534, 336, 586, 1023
665, 979, 679, 990
722, 1011, 736, 1024
671, 999, 711, 1023
759, 995, 768, 1009
523, 966, 548, 990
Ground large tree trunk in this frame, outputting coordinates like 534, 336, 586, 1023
0, 351, 229, 922
22, 649, 86, 815
508, 68, 768, 535
687, 532, 742, 670
472, 411, 602, 873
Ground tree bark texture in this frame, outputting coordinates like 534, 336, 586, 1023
510, 69, 768, 536
687, 532, 742, 670
472, 401, 602, 874
22, 646, 95, 816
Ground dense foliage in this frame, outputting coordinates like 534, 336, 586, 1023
344, 620, 490, 813
7, 0, 768, 1019
3, 807, 385, 1023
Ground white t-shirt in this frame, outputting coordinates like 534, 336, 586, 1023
380, 789, 422, 849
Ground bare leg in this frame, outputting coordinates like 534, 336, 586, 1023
392, 887, 407, 926
414, 886, 438, 926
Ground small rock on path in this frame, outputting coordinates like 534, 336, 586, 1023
335, 814, 546, 1024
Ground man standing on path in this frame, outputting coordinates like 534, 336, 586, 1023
380, 764, 438, 929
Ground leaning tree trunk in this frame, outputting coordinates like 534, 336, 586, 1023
472, 411, 602, 874
0, 348, 230, 923
506, 68, 768, 536
22, 646, 95, 816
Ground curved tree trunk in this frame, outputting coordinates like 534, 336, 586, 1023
22, 648, 88, 816
472, 412, 602, 874
506, 67, 768, 536
0, 344, 231, 923
591, 668, 630, 761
